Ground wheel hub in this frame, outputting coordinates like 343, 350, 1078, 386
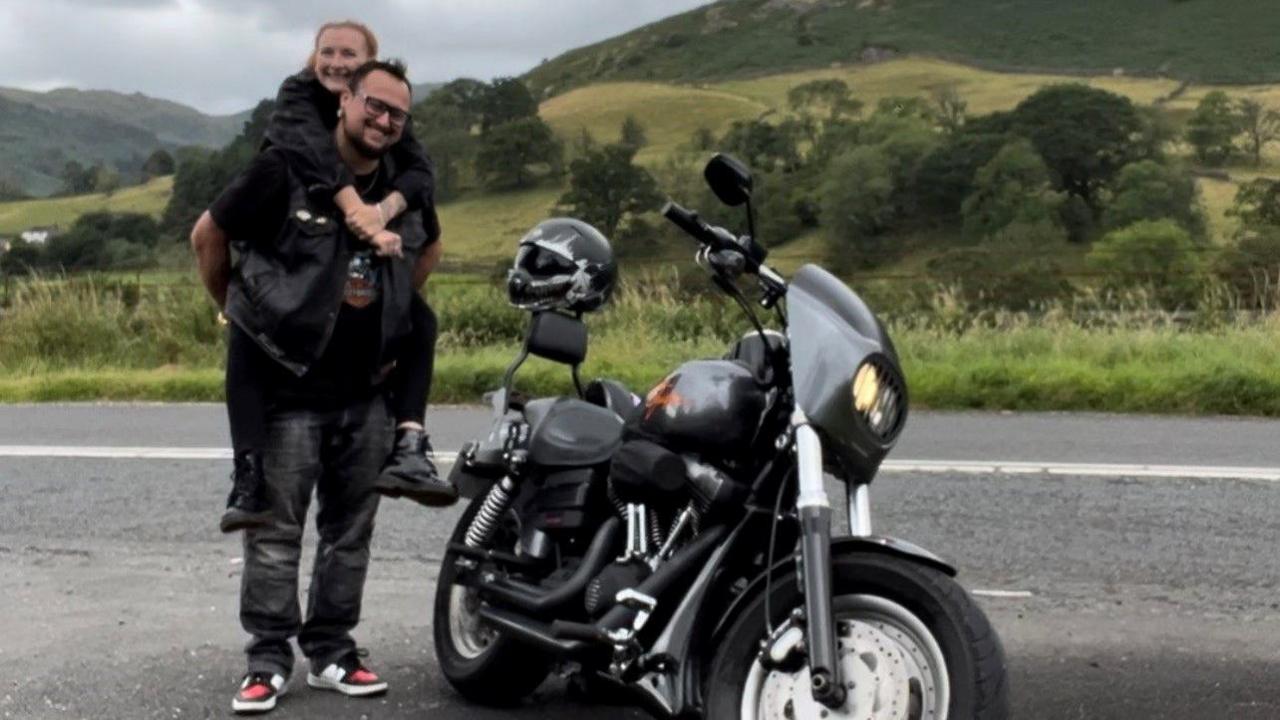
448, 586, 497, 659
759, 619, 911, 720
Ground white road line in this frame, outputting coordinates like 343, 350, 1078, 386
881, 459, 1280, 481
972, 589, 1035, 599
1, 446, 1278, 481
0, 446, 462, 462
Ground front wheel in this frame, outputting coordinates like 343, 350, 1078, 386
706, 551, 1008, 720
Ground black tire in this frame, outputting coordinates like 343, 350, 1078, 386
432, 494, 551, 705
706, 551, 1009, 720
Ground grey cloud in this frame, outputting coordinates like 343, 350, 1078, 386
0, 0, 712, 114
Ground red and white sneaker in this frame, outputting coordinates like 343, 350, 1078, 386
232, 671, 287, 714
306, 654, 388, 697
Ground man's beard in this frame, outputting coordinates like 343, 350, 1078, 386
344, 122, 390, 160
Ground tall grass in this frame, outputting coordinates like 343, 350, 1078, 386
5, 270, 1280, 415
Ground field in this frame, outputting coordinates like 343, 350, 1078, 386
0, 176, 172, 236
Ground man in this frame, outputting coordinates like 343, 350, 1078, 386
191, 59, 442, 714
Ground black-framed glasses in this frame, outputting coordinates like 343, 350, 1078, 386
359, 93, 409, 127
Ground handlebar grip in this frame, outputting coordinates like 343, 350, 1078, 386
661, 201, 713, 244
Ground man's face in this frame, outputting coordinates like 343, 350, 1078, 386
339, 71, 411, 159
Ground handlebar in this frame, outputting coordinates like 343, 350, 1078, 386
661, 201, 736, 254
662, 200, 787, 300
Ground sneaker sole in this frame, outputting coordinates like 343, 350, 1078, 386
306, 673, 388, 697
374, 478, 458, 507
232, 682, 287, 714
220, 510, 275, 534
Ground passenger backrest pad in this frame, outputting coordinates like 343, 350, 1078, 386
526, 311, 587, 366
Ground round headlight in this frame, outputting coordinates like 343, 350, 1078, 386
852, 360, 904, 442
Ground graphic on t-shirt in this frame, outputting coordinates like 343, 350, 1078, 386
344, 251, 380, 308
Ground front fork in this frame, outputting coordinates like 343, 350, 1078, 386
792, 408, 868, 709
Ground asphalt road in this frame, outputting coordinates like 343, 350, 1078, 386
3, 405, 1280, 719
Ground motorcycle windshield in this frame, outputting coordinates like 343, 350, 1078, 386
785, 264, 906, 479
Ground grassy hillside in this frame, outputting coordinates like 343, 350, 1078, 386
0, 176, 172, 235
0, 87, 243, 149
6, 57, 1275, 264
541, 82, 768, 163
527, 0, 1280, 97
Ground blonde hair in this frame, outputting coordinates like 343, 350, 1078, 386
306, 20, 378, 71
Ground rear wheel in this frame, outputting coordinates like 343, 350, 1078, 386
432, 494, 551, 705
706, 551, 1008, 720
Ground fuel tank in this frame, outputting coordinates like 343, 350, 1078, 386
635, 359, 768, 458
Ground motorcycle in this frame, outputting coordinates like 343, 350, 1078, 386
432, 153, 1010, 719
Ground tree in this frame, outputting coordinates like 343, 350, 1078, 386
141, 149, 175, 179
92, 165, 121, 196
719, 119, 801, 172
929, 85, 967, 133
43, 212, 160, 271
556, 143, 662, 239
820, 146, 896, 261
161, 99, 275, 236
1228, 177, 1280, 231
961, 140, 1064, 241
1011, 85, 1148, 211
787, 79, 862, 120
1185, 91, 1241, 166
479, 77, 538, 131
914, 130, 1009, 219
1236, 99, 1280, 166
1103, 160, 1205, 236
475, 117, 563, 190
1212, 227, 1280, 309
59, 160, 95, 196
619, 115, 648, 150
1087, 219, 1203, 306
874, 96, 933, 120
413, 90, 479, 202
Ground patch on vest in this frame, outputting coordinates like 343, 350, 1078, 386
344, 251, 380, 308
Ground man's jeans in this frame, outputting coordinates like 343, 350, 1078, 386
239, 395, 392, 677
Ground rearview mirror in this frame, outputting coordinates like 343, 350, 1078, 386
704, 153, 753, 207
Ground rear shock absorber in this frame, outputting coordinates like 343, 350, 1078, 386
465, 477, 517, 548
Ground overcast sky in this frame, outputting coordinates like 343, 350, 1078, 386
0, 0, 712, 116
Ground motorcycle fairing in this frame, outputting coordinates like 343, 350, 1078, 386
786, 264, 905, 478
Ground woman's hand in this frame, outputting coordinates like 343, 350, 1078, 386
345, 202, 386, 240
369, 229, 403, 258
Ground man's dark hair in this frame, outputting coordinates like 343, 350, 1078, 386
349, 59, 411, 97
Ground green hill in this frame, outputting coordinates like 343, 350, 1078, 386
0, 87, 245, 148
526, 0, 1280, 98
0, 95, 171, 197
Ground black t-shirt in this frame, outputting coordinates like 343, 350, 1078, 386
210, 150, 392, 401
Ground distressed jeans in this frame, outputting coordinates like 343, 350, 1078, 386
239, 394, 392, 677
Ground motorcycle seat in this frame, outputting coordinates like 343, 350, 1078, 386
584, 378, 643, 423
523, 396, 624, 467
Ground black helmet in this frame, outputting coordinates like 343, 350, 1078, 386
507, 218, 617, 313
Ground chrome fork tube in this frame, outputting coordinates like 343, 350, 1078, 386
790, 409, 846, 709
848, 483, 872, 537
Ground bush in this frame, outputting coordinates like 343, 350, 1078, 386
1087, 219, 1204, 307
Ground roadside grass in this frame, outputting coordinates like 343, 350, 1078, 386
6, 271, 1280, 415
0, 176, 172, 235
